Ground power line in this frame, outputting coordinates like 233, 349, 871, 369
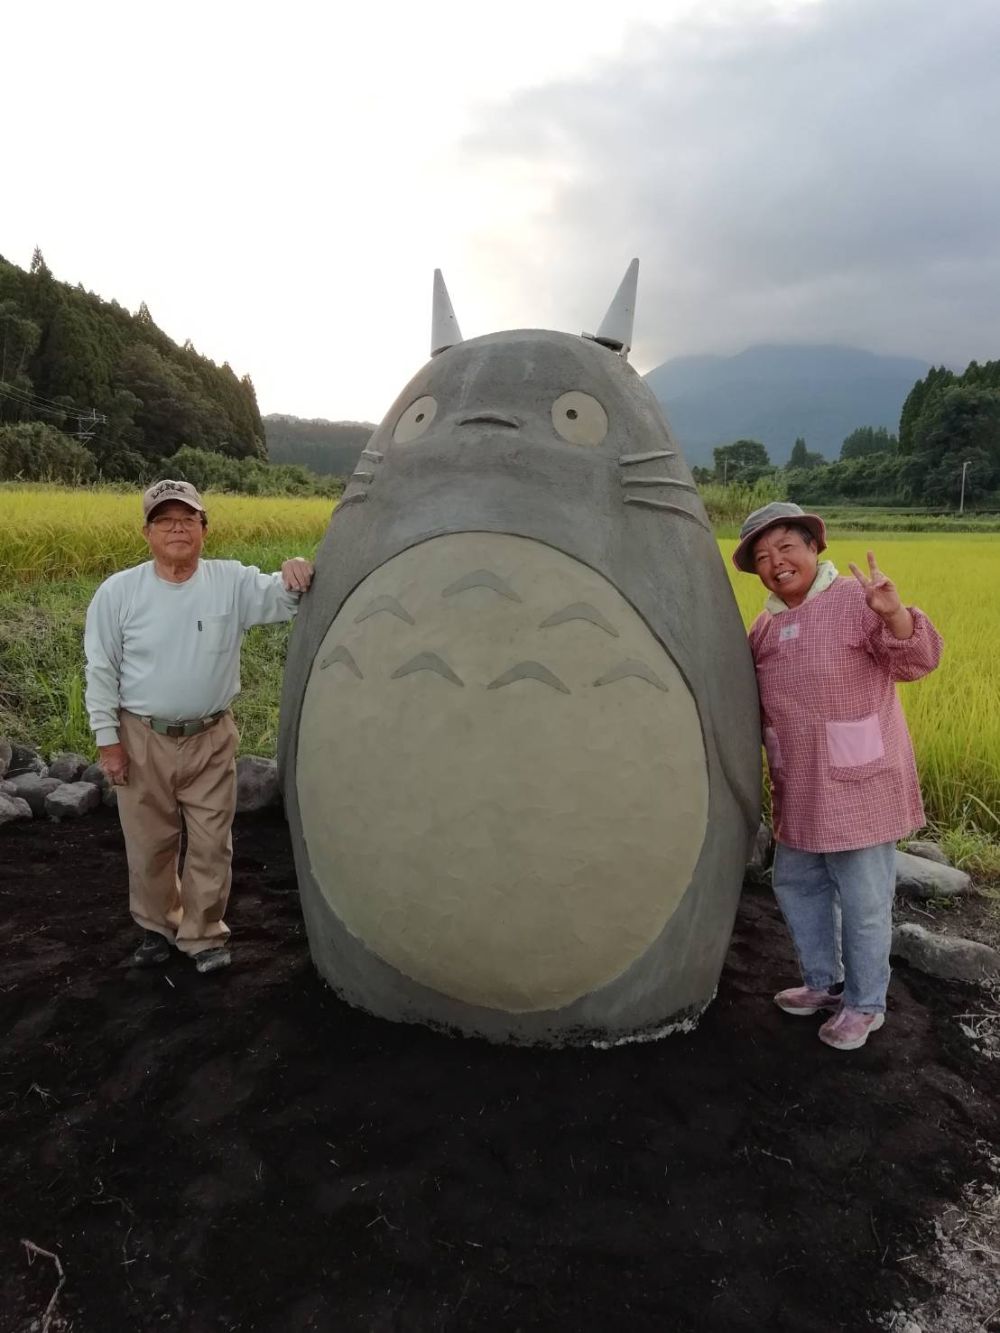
0, 379, 107, 422
0, 383, 73, 419
0, 377, 98, 415
0, 380, 69, 413
0, 381, 107, 438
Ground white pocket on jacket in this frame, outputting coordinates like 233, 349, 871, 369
200, 613, 235, 654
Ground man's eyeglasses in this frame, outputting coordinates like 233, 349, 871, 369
149, 515, 203, 530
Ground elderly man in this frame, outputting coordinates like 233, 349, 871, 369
84, 478, 315, 974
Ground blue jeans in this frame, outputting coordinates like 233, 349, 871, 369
771, 841, 896, 1013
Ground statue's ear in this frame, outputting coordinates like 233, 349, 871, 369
431, 269, 463, 357
583, 258, 639, 359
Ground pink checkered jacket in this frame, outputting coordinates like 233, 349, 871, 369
748, 578, 943, 853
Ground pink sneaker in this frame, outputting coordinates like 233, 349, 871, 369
774, 985, 842, 1016
818, 1007, 885, 1050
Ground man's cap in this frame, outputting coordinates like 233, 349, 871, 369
142, 479, 207, 520
732, 501, 826, 572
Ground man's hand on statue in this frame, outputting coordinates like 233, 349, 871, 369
99, 742, 130, 786
281, 557, 315, 593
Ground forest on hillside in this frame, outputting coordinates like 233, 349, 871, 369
2, 249, 997, 509
264, 416, 374, 476
0, 250, 267, 484
692, 361, 1000, 510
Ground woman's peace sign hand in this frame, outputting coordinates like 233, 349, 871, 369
848, 550, 905, 622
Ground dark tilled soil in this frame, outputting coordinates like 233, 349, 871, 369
2, 809, 998, 1333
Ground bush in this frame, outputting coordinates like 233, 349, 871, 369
0, 422, 97, 484
697, 476, 786, 526
785, 453, 908, 506
167, 446, 342, 499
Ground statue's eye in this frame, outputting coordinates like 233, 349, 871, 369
551, 392, 608, 447
394, 396, 438, 443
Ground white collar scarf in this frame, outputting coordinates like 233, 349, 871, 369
765, 559, 839, 615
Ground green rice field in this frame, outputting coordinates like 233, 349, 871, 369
723, 532, 1000, 842
0, 486, 336, 584
1, 487, 997, 849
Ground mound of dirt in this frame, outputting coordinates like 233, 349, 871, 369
2, 810, 998, 1332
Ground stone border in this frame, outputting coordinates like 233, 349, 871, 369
739, 820, 997, 988
0, 741, 280, 826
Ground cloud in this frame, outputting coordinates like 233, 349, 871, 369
454, 0, 1000, 372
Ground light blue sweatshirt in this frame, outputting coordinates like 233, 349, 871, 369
84, 560, 300, 746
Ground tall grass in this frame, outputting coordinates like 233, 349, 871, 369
2, 488, 998, 839
0, 485, 334, 583
0, 578, 297, 761
698, 477, 785, 526
0, 584, 98, 757
0, 486, 330, 755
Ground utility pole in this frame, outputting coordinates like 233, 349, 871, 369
959, 459, 971, 516
75, 407, 106, 442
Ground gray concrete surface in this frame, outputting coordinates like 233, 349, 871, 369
279, 327, 760, 1044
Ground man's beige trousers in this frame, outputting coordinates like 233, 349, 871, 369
117, 710, 239, 956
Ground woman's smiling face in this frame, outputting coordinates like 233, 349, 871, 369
752, 524, 819, 608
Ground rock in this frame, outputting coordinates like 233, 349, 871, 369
746, 821, 774, 877
0, 793, 32, 826
892, 923, 1000, 985
103, 785, 118, 809
895, 850, 972, 899
7, 774, 62, 817
6, 744, 47, 778
45, 781, 101, 821
0, 780, 16, 797
47, 752, 90, 784
81, 762, 109, 791
903, 839, 952, 867
0, 738, 11, 777
236, 756, 280, 813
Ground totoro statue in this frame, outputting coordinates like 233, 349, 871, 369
278, 261, 760, 1045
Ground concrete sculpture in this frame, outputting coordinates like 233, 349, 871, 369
278, 263, 761, 1044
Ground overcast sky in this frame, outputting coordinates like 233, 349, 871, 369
6, 0, 997, 423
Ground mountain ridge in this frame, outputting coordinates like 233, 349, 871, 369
263, 413, 376, 476
264, 344, 933, 474
644, 343, 931, 464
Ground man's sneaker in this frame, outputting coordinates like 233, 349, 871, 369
194, 946, 231, 975
818, 1007, 885, 1051
774, 985, 843, 1016
131, 930, 171, 967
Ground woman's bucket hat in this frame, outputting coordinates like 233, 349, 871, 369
732, 501, 827, 572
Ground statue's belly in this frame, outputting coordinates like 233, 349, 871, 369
296, 532, 708, 1013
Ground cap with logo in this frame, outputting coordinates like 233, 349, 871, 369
142, 479, 207, 521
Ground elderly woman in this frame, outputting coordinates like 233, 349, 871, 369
734, 502, 943, 1051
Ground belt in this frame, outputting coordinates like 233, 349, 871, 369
144, 711, 227, 738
